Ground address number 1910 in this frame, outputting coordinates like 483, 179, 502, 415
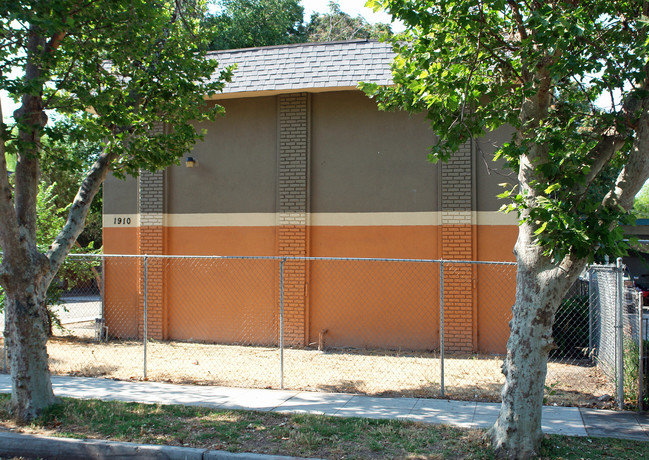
113, 217, 132, 225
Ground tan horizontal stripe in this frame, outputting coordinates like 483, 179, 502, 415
104, 212, 518, 228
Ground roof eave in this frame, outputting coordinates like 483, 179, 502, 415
204, 84, 395, 101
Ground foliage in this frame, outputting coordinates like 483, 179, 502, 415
0, 0, 232, 267
204, 0, 306, 50
551, 295, 590, 360
202, 1, 392, 51
306, 1, 392, 42
623, 336, 649, 409
0, 0, 233, 420
362, 0, 648, 264
40, 117, 104, 248
362, 1, 649, 455
0, 0, 231, 180
634, 182, 649, 219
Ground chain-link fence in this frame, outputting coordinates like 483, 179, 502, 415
1, 254, 646, 408
568, 261, 649, 410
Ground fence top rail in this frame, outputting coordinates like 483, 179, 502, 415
588, 264, 621, 271
59, 253, 518, 265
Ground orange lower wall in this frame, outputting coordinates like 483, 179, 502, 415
103, 227, 140, 338
165, 226, 277, 255
164, 227, 279, 342
310, 226, 440, 259
476, 226, 518, 352
101, 224, 518, 352
104, 227, 138, 254
309, 226, 440, 349
163, 256, 278, 344
476, 226, 518, 262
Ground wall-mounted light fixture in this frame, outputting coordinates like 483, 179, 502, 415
185, 156, 197, 168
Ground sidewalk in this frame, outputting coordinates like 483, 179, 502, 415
0, 374, 647, 458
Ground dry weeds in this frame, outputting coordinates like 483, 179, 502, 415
3, 320, 612, 409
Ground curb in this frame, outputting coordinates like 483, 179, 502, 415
0, 432, 322, 460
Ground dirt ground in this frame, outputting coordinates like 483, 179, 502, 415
0, 320, 613, 409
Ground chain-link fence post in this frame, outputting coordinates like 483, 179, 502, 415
639, 293, 644, 411
616, 257, 624, 409
0, 253, 5, 373
440, 259, 445, 398
279, 257, 285, 390
143, 255, 148, 380
101, 255, 105, 321
588, 269, 593, 356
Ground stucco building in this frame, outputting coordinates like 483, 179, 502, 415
102, 40, 518, 353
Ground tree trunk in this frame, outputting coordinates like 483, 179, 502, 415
488, 225, 585, 459
3, 280, 57, 423
489, 269, 552, 457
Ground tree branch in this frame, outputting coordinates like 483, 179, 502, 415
507, 0, 528, 41
602, 104, 649, 214
45, 31, 66, 54
13, 25, 49, 245
568, 133, 626, 212
45, 146, 120, 283
0, 98, 20, 257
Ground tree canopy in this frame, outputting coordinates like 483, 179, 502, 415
364, 0, 648, 263
204, 0, 306, 50
363, 1, 649, 458
203, 0, 393, 50
0, 0, 230, 422
306, 1, 392, 42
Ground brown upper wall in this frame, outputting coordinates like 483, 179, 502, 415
103, 91, 514, 218
311, 91, 438, 213
475, 126, 515, 213
166, 97, 278, 214
103, 174, 138, 215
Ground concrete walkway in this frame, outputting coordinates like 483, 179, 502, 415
0, 374, 647, 458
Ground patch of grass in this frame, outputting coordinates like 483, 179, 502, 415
0, 394, 647, 459
541, 435, 645, 459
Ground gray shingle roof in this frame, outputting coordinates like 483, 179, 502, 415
207, 40, 394, 95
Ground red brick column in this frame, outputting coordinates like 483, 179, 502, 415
277, 93, 310, 346
138, 167, 165, 340
440, 141, 475, 352
278, 227, 308, 345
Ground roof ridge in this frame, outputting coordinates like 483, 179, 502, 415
205, 39, 387, 56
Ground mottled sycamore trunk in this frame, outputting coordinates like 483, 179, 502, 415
3, 276, 57, 422
489, 224, 584, 458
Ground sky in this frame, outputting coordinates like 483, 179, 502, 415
302, 0, 396, 25
0, 1, 399, 123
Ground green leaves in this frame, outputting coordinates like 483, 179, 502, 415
0, 0, 234, 261
306, 1, 392, 42
1, 0, 231, 175
633, 182, 649, 219
544, 183, 561, 195
366, 0, 648, 264
204, 0, 306, 50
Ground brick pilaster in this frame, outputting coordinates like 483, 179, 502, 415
138, 166, 165, 340
277, 93, 310, 346
440, 141, 474, 352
